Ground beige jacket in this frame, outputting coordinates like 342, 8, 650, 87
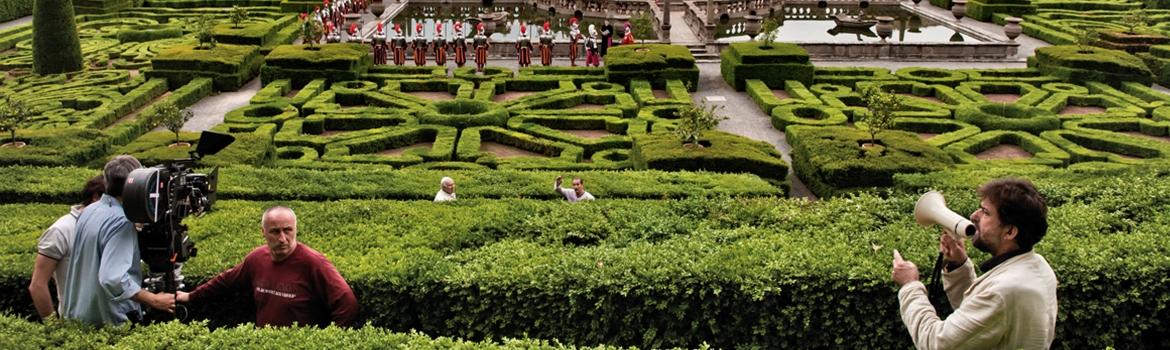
899, 252, 1058, 350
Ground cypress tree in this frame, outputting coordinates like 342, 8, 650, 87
32, 0, 84, 74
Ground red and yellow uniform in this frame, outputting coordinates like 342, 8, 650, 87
452, 23, 468, 68
516, 26, 533, 68
538, 22, 554, 66
372, 23, 388, 65
411, 24, 428, 66
473, 23, 490, 72
433, 23, 448, 66
391, 25, 407, 66
568, 18, 581, 67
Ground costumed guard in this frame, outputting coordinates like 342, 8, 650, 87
538, 22, 554, 67
452, 22, 468, 68
621, 22, 634, 45
391, 24, 407, 66
516, 25, 533, 68
412, 23, 429, 66
584, 25, 600, 67
372, 23, 388, 65
568, 18, 581, 67
326, 23, 342, 43
473, 23, 490, 72
348, 24, 362, 43
433, 23, 449, 66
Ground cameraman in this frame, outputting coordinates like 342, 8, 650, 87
892, 178, 1058, 350
177, 206, 358, 328
61, 156, 174, 326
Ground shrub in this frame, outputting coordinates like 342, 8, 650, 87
894, 67, 969, 87
631, 130, 790, 189
0, 129, 108, 167
965, 0, 1037, 22
31, 0, 83, 74
418, 99, 509, 129
943, 130, 1071, 167
954, 102, 1061, 134
1041, 128, 1170, 164
1028, 45, 1155, 87
813, 67, 898, 89
892, 117, 982, 148
673, 101, 727, 146
147, 44, 264, 91
0, 0, 33, 23
771, 104, 849, 131
787, 126, 953, 197
604, 44, 699, 91
0, 96, 29, 144
859, 84, 901, 147
152, 100, 195, 146
720, 42, 814, 91
260, 43, 372, 86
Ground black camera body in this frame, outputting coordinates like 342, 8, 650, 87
121, 131, 234, 320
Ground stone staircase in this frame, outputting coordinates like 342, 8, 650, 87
685, 43, 720, 61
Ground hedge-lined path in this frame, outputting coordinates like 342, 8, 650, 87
180, 78, 263, 132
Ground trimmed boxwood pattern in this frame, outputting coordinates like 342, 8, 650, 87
604, 44, 699, 92
630, 131, 790, 189
955, 102, 1061, 134
321, 125, 458, 167
893, 117, 983, 148
260, 43, 372, 86
720, 42, 815, 91
147, 43, 264, 91
944, 130, 1072, 167
772, 104, 849, 131
786, 126, 954, 198
1028, 45, 1155, 87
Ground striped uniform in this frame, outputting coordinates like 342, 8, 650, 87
473, 35, 489, 72
453, 36, 467, 67
433, 37, 448, 66
391, 36, 407, 66
412, 36, 428, 66
516, 36, 533, 67
538, 33, 554, 66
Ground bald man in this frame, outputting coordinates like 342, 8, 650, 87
178, 206, 358, 328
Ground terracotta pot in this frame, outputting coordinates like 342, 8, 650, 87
951, 0, 967, 22
744, 15, 762, 41
0, 141, 26, 148
168, 142, 192, 148
876, 16, 894, 43
1003, 17, 1023, 42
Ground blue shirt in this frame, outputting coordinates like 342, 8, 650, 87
61, 194, 143, 326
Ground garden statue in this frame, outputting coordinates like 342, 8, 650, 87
621, 22, 634, 45
452, 22, 468, 68
412, 23, 429, 66
538, 22, 554, 67
568, 18, 581, 67
516, 25, 533, 67
433, 23, 449, 66
584, 25, 600, 67
474, 23, 490, 72
391, 24, 407, 65
372, 23, 388, 65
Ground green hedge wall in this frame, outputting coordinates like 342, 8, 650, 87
604, 44, 699, 92
720, 42, 814, 91
892, 117, 982, 148
787, 126, 954, 198
260, 43, 372, 86
1028, 45, 1155, 87
813, 67, 898, 89
1040, 128, 1170, 164
630, 131, 790, 189
771, 104, 849, 131
746, 79, 821, 115
0, 0, 32, 22
147, 44, 264, 91
966, 0, 1037, 21
31, 0, 84, 74
0, 129, 108, 167
943, 130, 1072, 167
894, 67, 969, 87
955, 102, 1062, 134
957, 68, 1062, 85
320, 125, 457, 167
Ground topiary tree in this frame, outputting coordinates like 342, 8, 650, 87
31, 0, 84, 74
673, 101, 728, 147
859, 84, 900, 147
1075, 27, 1099, 52
630, 11, 653, 49
760, 18, 780, 49
0, 96, 30, 146
152, 101, 194, 146
195, 14, 218, 49
229, 5, 250, 28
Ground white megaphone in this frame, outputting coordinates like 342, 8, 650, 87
915, 191, 977, 241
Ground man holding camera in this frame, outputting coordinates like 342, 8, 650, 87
177, 206, 358, 328
61, 156, 175, 326
892, 178, 1058, 350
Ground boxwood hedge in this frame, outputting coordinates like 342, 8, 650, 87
787, 126, 954, 198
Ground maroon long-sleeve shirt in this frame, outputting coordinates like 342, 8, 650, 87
189, 242, 358, 327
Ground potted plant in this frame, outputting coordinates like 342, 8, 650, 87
674, 101, 728, 148
0, 96, 29, 148
859, 85, 899, 148
153, 101, 195, 147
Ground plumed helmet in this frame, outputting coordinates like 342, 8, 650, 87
454, 22, 462, 30
350, 24, 357, 34
436, 23, 443, 33
570, 18, 578, 25
394, 24, 401, 33
543, 22, 550, 32
416, 23, 422, 33
377, 23, 383, 32
625, 22, 631, 29
477, 23, 484, 31
589, 24, 597, 37
520, 25, 527, 34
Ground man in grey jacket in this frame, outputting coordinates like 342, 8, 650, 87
892, 178, 1057, 350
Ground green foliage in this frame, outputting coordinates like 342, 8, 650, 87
604, 44, 699, 92
787, 126, 954, 197
31, 0, 83, 74
261, 43, 372, 86
630, 11, 653, 48
0, 0, 33, 22
299, 11, 324, 48
0, 129, 108, 167
672, 101, 727, 146
1076, 28, 1100, 51
147, 44, 264, 91
964, 0, 1037, 22
943, 130, 1072, 167
151, 100, 194, 145
0, 95, 29, 144
859, 85, 901, 147
1119, 8, 1152, 34
720, 42, 814, 91
760, 17, 780, 48
195, 14, 218, 49
1028, 45, 1154, 87
631, 131, 790, 189
229, 5, 249, 28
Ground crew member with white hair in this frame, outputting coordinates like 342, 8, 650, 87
435, 177, 456, 202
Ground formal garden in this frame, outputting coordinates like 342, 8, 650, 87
1, 0, 1169, 348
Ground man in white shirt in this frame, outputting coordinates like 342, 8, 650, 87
892, 178, 1057, 350
29, 175, 105, 320
555, 175, 594, 203
434, 177, 456, 202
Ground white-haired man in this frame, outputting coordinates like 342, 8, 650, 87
435, 177, 456, 202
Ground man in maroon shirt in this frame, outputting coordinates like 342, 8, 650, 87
177, 206, 358, 327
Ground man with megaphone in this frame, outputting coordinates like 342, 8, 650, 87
892, 178, 1058, 350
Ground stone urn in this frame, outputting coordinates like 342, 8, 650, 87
951, 0, 967, 22
479, 14, 496, 35
876, 16, 894, 43
1003, 17, 1023, 42
911, 0, 921, 5
744, 15, 762, 41
370, 0, 386, 17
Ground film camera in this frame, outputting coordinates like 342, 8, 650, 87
122, 131, 234, 319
